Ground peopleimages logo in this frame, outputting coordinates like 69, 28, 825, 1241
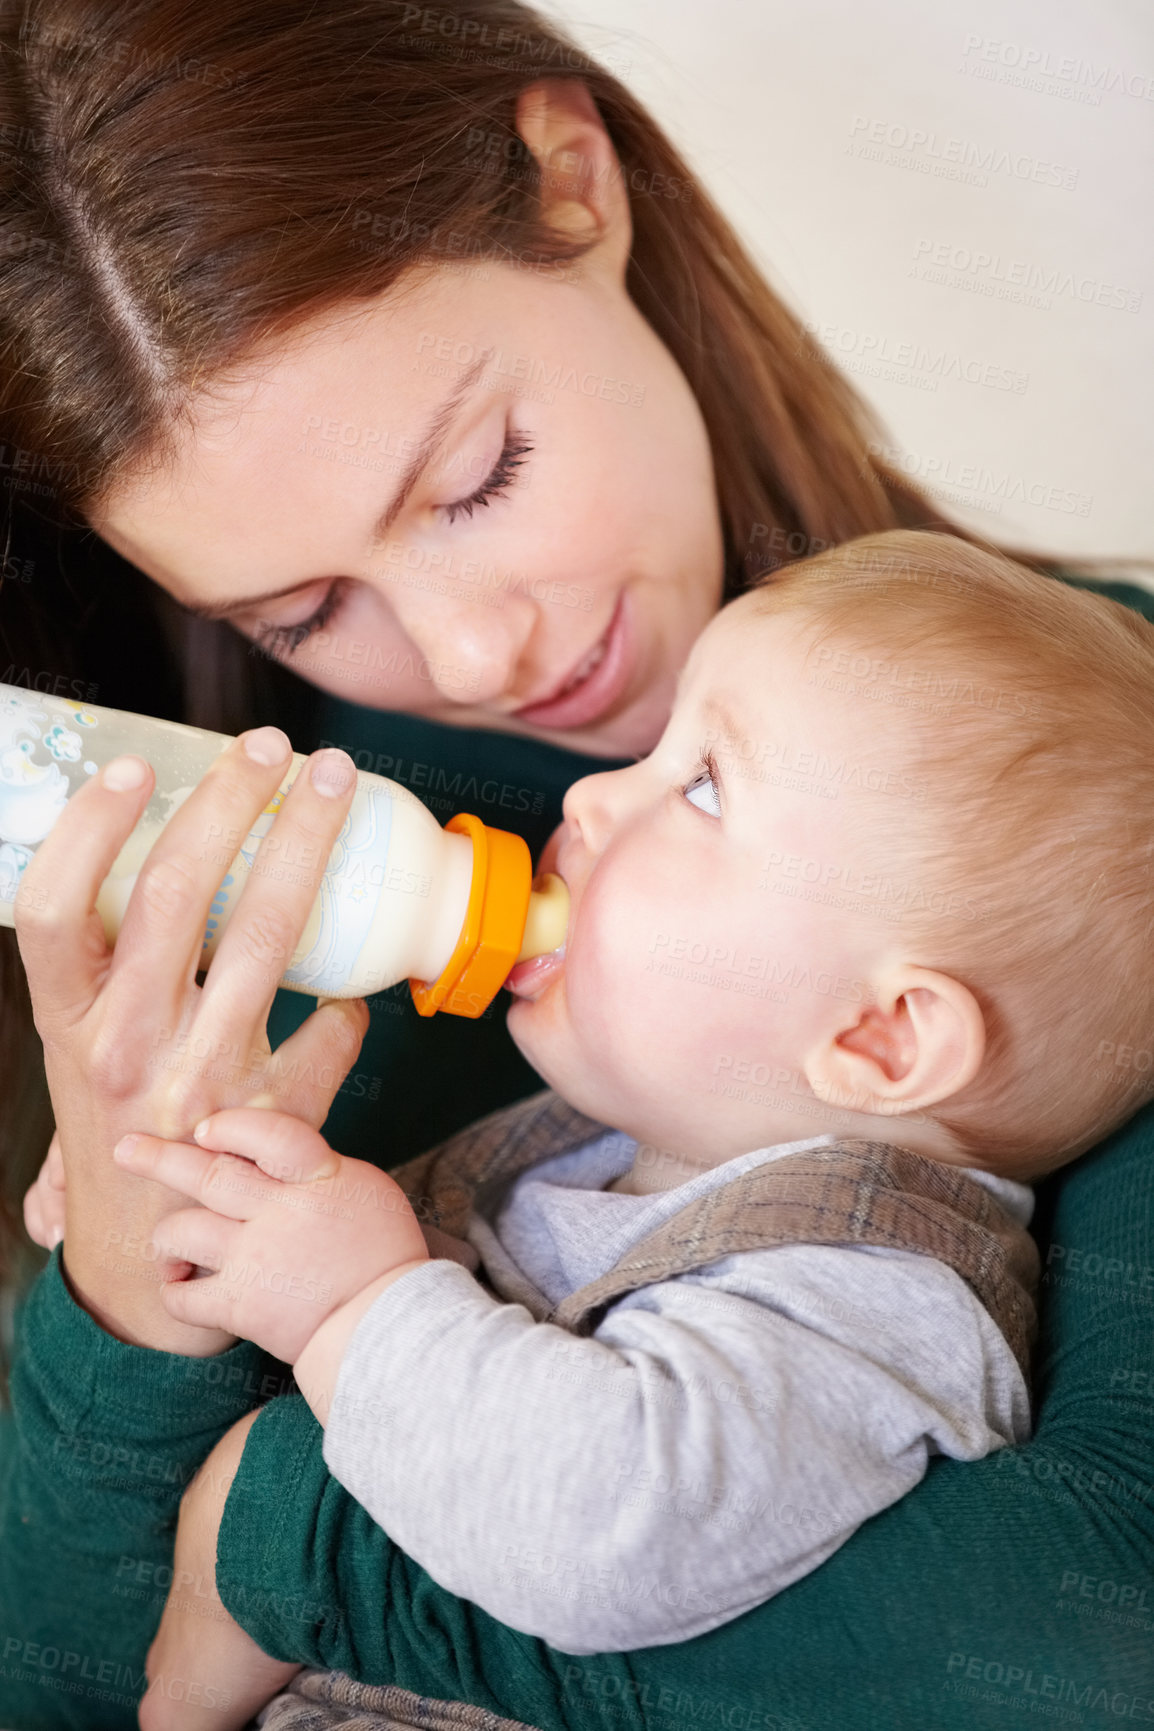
944, 1651, 1154, 1720
960, 34, 1154, 102
803, 322, 1028, 394
847, 115, 1079, 189
867, 439, 1093, 518
910, 239, 1142, 313
317, 745, 547, 816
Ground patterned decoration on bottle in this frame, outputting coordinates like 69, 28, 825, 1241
0, 693, 99, 901
282, 782, 394, 994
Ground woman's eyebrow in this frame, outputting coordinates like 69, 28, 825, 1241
368, 350, 492, 547
185, 352, 492, 622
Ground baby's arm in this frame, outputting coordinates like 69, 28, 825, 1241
116, 1110, 1014, 1659
294, 1248, 1022, 1654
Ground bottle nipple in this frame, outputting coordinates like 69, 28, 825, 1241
516, 872, 570, 963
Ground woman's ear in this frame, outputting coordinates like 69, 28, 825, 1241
514, 78, 632, 276
804, 966, 986, 1117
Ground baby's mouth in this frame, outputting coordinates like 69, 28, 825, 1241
505, 835, 570, 999
504, 945, 565, 999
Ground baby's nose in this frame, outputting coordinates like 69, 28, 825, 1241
561, 769, 625, 855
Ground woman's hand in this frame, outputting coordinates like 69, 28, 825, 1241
23, 1130, 66, 1250
111, 1108, 429, 1365
21, 1120, 481, 1278
14, 729, 369, 1354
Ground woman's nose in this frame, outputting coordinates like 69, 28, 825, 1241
380, 581, 538, 707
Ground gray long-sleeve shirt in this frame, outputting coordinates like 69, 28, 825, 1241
324, 1128, 1033, 1654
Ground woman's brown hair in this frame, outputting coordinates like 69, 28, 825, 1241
0, 0, 1097, 1340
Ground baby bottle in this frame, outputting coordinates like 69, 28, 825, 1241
0, 684, 568, 1017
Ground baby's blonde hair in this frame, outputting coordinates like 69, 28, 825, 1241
751, 529, 1154, 1176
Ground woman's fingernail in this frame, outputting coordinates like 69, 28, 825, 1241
242, 726, 291, 766
310, 749, 356, 798
113, 1134, 139, 1162
102, 756, 149, 792
49, 1226, 63, 1249
193, 1119, 212, 1142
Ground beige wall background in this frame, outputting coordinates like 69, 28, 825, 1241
542, 0, 1153, 563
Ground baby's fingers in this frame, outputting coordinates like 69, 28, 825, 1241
23, 1133, 67, 1249
23, 1179, 59, 1251
159, 1264, 243, 1343
149, 1204, 238, 1275
113, 1132, 279, 1219
191, 1107, 342, 1184
44, 1132, 65, 1190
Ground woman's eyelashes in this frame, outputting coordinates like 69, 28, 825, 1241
682, 748, 722, 817
252, 578, 347, 658
249, 428, 535, 660
439, 431, 534, 526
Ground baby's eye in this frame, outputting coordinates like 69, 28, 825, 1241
683, 758, 721, 817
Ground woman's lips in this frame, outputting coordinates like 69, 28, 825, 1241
512, 590, 632, 730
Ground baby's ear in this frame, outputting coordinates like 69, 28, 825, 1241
804, 966, 985, 1116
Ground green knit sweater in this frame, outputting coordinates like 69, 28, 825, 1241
3, 581, 1153, 1730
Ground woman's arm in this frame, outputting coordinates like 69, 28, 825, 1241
137, 1410, 304, 1731
208, 1102, 1154, 1731
5, 1108, 1149, 1731
0, 1249, 279, 1731
0, 729, 371, 1730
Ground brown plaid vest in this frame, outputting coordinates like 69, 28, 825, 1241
258, 1090, 1040, 1731
389, 1086, 1040, 1384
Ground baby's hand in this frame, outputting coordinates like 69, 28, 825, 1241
112, 1108, 429, 1364
23, 1130, 66, 1250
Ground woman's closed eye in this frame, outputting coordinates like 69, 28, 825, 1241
252, 578, 348, 659
438, 430, 534, 527
241, 426, 536, 660
682, 749, 721, 817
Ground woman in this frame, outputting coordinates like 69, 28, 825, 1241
0, 0, 982, 1292
1, 3, 1151, 1728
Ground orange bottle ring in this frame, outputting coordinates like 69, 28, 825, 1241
409, 813, 532, 1019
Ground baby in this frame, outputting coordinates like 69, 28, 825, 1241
118, 528, 1154, 1730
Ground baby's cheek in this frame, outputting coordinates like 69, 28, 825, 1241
563, 907, 628, 1034
569, 912, 676, 1050
564, 885, 655, 1053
